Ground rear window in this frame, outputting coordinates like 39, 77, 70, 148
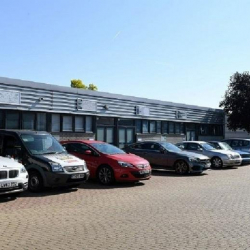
242, 140, 250, 147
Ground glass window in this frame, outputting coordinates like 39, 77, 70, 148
142, 120, 149, 133
51, 114, 60, 132
175, 123, 180, 134
156, 121, 161, 134
22, 113, 35, 130
75, 116, 84, 132
37, 113, 46, 131
118, 119, 134, 126
150, 121, 156, 133
180, 123, 185, 134
85, 116, 93, 132
96, 117, 114, 125
135, 120, 142, 133
162, 122, 168, 134
63, 116, 72, 131
106, 128, 114, 144
6, 112, 19, 129
0, 111, 4, 129
169, 122, 174, 134
97, 128, 105, 141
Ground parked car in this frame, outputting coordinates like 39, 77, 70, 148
61, 140, 151, 185
223, 139, 250, 153
0, 130, 90, 192
209, 141, 250, 165
176, 141, 242, 168
0, 156, 28, 197
123, 141, 211, 174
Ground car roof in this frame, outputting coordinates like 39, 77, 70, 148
181, 141, 206, 143
223, 138, 250, 141
0, 129, 49, 136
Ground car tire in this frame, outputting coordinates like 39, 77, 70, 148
175, 160, 189, 175
28, 170, 44, 192
97, 165, 115, 185
211, 157, 223, 168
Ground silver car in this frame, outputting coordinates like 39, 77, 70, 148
176, 141, 242, 168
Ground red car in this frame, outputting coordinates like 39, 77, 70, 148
60, 140, 151, 185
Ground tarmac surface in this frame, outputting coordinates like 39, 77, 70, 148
1, 165, 250, 250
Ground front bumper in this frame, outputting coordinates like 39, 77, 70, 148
114, 168, 151, 182
241, 157, 250, 165
189, 162, 211, 173
223, 159, 242, 166
44, 170, 90, 187
0, 181, 28, 195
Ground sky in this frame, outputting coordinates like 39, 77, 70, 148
1, 0, 250, 109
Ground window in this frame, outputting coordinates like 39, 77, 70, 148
22, 113, 35, 130
200, 125, 208, 135
169, 122, 174, 134
118, 119, 134, 126
162, 122, 168, 134
0, 111, 4, 129
142, 120, 149, 133
175, 123, 180, 134
75, 116, 84, 132
187, 143, 201, 150
141, 143, 153, 150
51, 114, 60, 132
243, 140, 250, 147
37, 113, 46, 131
6, 112, 19, 129
85, 116, 93, 132
96, 117, 114, 125
150, 121, 156, 133
156, 121, 161, 134
135, 120, 142, 133
63, 116, 73, 131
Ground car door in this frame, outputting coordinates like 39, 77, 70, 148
147, 143, 168, 167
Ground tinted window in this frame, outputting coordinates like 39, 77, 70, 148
160, 142, 182, 152
67, 143, 92, 154
242, 140, 250, 147
187, 143, 201, 150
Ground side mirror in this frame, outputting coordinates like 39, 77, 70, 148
84, 150, 92, 155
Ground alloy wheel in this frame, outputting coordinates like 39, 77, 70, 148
175, 160, 188, 174
98, 167, 114, 185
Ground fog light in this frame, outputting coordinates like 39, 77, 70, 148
121, 174, 129, 178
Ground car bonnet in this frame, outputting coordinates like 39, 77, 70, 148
0, 156, 24, 169
178, 151, 209, 159
106, 153, 150, 165
43, 154, 86, 166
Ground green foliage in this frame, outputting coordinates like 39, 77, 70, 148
71, 79, 87, 89
71, 79, 98, 91
220, 72, 250, 133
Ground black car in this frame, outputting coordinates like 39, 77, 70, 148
0, 130, 90, 192
124, 141, 211, 174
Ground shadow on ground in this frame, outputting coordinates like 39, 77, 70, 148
151, 169, 208, 177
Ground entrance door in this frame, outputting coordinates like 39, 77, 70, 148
118, 128, 134, 148
186, 130, 196, 141
97, 127, 114, 144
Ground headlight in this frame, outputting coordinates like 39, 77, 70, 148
20, 167, 27, 173
227, 154, 233, 159
189, 157, 199, 163
49, 162, 64, 172
118, 161, 134, 168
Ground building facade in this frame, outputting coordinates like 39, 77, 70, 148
0, 77, 224, 147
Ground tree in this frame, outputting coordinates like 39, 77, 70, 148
71, 79, 98, 91
219, 71, 250, 133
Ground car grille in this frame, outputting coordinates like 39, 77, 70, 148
9, 170, 19, 178
64, 166, 83, 172
131, 171, 151, 178
241, 154, 250, 158
0, 171, 7, 179
136, 164, 149, 169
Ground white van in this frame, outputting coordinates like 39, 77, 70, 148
0, 156, 28, 196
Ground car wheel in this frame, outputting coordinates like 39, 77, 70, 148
97, 166, 115, 185
211, 157, 223, 168
175, 160, 189, 175
28, 170, 44, 192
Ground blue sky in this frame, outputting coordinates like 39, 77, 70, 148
1, 0, 250, 108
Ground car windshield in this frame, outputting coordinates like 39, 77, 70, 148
202, 143, 216, 150
160, 142, 182, 153
20, 134, 66, 155
91, 143, 126, 155
218, 142, 233, 150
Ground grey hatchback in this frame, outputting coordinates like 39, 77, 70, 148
124, 141, 211, 174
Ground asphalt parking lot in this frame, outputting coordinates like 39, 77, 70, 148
1, 166, 250, 250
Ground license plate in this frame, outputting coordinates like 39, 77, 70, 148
0, 182, 18, 188
71, 174, 85, 179
139, 170, 150, 174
